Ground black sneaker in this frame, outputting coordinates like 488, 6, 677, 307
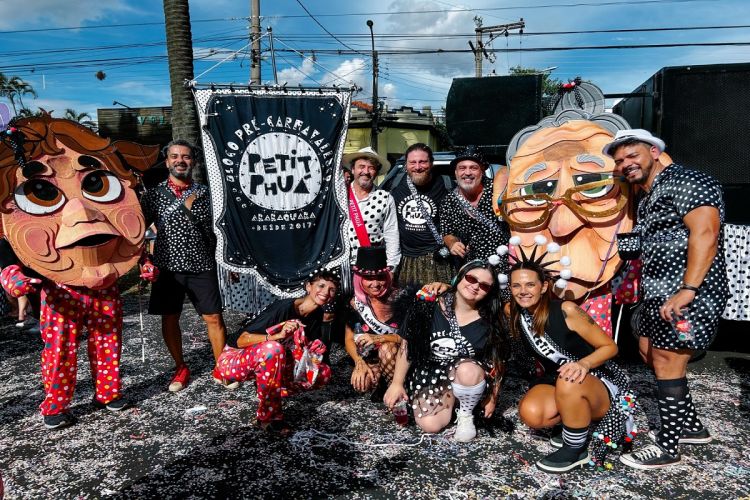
536, 445, 590, 473
549, 425, 563, 449
44, 413, 77, 430
620, 444, 680, 470
647, 427, 712, 445
92, 398, 130, 412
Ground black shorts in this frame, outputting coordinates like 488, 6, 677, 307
148, 269, 222, 316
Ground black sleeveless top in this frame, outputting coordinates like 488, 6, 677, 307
532, 301, 594, 377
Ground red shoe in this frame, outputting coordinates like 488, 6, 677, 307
212, 366, 240, 390
168, 364, 190, 392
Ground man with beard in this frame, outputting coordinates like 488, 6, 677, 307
441, 146, 510, 285
342, 147, 400, 270
388, 143, 453, 286
140, 140, 233, 392
602, 129, 727, 469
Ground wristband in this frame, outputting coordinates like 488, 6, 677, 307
680, 284, 700, 292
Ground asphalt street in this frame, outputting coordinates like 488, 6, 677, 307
1, 288, 748, 499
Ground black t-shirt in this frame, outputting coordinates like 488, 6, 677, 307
428, 307, 490, 361
228, 297, 324, 348
389, 175, 449, 257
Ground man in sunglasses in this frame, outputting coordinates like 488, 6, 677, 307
603, 129, 727, 469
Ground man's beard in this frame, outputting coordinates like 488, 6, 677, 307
168, 164, 192, 180
355, 175, 374, 191
409, 170, 431, 186
457, 177, 480, 193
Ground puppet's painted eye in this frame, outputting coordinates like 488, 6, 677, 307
519, 179, 556, 206
15, 179, 66, 214
81, 170, 122, 202
574, 173, 614, 198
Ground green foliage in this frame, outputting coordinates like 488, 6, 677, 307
508, 65, 562, 97
0, 73, 37, 114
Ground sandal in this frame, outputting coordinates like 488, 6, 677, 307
257, 419, 293, 437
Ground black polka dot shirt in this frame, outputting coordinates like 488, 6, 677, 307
140, 181, 217, 273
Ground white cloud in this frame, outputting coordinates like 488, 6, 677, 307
0, 0, 133, 29
276, 56, 318, 86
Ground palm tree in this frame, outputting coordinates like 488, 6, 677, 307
6, 77, 37, 113
162, 0, 202, 180
63, 108, 97, 130
0, 74, 37, 115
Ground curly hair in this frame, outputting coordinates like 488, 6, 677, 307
0, 115, 159, 214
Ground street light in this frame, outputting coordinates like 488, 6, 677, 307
112, 100, 132, 109
366, 19, 379, 152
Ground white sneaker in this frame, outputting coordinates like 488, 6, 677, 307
454, 414, 476, 442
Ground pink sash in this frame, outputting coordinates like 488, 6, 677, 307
348, 185, 371, 247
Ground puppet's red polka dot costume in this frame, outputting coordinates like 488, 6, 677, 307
38, 282, 123, 416
216, 340, 331, 422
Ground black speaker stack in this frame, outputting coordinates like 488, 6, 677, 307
614, 62, 750, 224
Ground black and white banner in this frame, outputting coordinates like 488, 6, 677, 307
194, 87, 351, 296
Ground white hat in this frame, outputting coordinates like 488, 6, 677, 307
342, 147, 391, 175
602, 129, 666, 157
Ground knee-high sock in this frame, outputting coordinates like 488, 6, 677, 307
681, 390, 704, 432
656, 377, 689, 456
562, 425, 588, 450
452, 380, 486, 417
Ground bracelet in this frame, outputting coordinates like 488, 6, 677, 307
680, 283, 700, 292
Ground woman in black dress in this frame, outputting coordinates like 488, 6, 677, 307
383, 260, 508, 442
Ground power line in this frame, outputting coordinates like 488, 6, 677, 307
0, 0, 727, 34
293, 0, 367, 56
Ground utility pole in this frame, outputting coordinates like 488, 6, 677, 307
367, 19, 379, 152
250, 0, 261, 84
469, 19, 525, 78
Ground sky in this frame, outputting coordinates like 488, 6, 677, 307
0, 0, 748, 123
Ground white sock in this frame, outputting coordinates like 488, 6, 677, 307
451, 380, 486, 417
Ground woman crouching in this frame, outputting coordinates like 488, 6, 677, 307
344, 247, 403, 397
509, 261, 636, 472
214, 271, 339, 435
384, 260, 509, 442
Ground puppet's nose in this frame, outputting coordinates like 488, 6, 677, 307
61, 198, 105, 227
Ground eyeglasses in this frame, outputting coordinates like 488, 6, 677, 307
464, 273, 493, 292
500, 178, 630, 229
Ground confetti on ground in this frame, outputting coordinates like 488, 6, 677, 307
0, 291, 748, 499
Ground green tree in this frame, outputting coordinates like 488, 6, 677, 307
508, 65, 562, 97
63, 108, 97, 130
163, 0, 202, 180
0, 74, 37, 115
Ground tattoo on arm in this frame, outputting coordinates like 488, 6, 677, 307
574, 305, 596, 325
397, 340, 408, 359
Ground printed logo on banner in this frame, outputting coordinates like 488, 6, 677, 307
238, 133, 323, 211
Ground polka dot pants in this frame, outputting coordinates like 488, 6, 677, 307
39, 283, 123, 416
216, 341, 331, 422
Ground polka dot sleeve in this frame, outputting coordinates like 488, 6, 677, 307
671, 168, 724, 219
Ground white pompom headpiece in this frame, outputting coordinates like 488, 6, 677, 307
492, 233, 575, 290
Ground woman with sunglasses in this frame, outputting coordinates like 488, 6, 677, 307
383, 260, 509, 442
507, 260, 634, 473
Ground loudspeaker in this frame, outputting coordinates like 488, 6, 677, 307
613, 63, 750, 186
446, 75, 543, 158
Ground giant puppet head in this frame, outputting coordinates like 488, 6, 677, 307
492, 82, 672, 300
0, 116, 159, 289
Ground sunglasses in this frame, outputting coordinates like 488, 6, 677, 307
464, 273, 493, 293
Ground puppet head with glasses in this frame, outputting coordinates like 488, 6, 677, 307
493, 116, 670, 300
